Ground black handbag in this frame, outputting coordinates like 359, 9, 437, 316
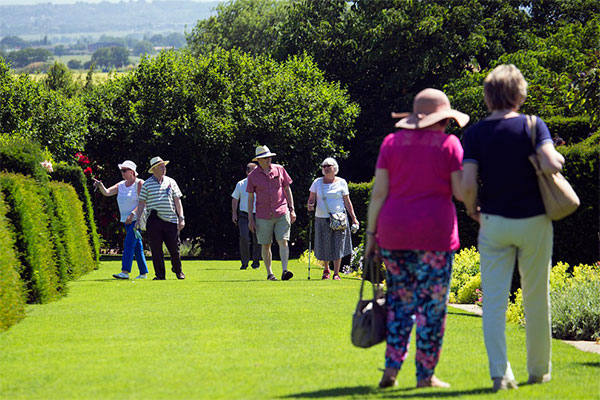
351, 257, 386, 348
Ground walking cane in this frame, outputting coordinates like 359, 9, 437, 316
308, 209, 313, 280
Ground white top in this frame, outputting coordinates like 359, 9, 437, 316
117, 178, 142, 222
309, 177, 349, 218
231, 177, 256, 213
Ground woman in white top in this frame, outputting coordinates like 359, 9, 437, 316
93, 160, 148, 279
307, 157, 359, 280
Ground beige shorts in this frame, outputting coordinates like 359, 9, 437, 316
256, 213, 291, 244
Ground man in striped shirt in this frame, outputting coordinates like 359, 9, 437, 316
135, 156, 186, 280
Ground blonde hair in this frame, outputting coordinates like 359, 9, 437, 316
483, 64, 528, 111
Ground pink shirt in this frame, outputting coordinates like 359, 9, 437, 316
246, 164, 293, 219
375, 129, 463, 251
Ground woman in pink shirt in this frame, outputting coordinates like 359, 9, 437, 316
365, 88, 468, 389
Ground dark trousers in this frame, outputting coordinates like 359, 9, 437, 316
146, 217, 182, 279
238, 211, 261, 268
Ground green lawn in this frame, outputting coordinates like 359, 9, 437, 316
1, 260, 598, 399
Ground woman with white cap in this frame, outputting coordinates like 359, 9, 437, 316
135, 156, 186, 280
93, 160, 149, 279
365, 88, 468, 389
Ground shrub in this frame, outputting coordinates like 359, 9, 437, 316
506, 288, 525, 325
0, 133, 49, 184
551, 279, 600, 341
450, 246, 480, 300
0, 190, 26, 331
457, 273, 481, 304
52, 163, 100, 266
0, 173, 59, 303
508, 261, 600, 340
49, 182, 96, 278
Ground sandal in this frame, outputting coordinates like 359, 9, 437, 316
267, 274, 278, 281
322, 271, 331, 280
333, 274, 341, 280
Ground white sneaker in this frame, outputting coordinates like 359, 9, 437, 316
135, 274, 147, 279
113, 272, 129, 279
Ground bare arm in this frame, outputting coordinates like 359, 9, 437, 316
134, 201, 146, 230
538, 142, 565, 174
343, 194, 359, 225
92, 178, 118, 196
451, 170, 464, 201
248, 192, 255, 232
307, 191, 317, 211
365, 168, 389, 258
174, 196, 185, 231
283, 185, 296, 223
461, 163, 480, 223
231, 198, 239, 224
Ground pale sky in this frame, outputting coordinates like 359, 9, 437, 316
0, 0, 220, 5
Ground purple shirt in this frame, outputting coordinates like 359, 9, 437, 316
246, 164, 293, 219
375, 129, 463, 251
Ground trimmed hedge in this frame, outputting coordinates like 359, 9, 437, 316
552, 133, 599, 265
544, 115, 595, 145
0, 190, 26, 330
0, 173, 59, 303
52, 163, 100, 266
49, 182, 96, 279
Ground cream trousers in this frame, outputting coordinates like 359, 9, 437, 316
479, 213, 553, 379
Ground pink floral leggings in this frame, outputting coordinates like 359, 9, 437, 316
380, 249, 453, 381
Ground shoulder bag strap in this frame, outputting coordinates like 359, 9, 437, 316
527, 114, 537, 150
319, 179, 333, 215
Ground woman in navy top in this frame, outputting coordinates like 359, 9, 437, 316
461, 64, 565, 392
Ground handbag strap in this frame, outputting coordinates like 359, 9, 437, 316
358, 256, 382, 301
527, 114, 538, 151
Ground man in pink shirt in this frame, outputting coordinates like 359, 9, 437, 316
247, 145, 296, 281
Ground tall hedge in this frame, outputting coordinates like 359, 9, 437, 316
0, 190, 26, 330
348, 131, 599, 266
552, 133, 599, 265
52, 163, 100, 266
0, 173, 59, 303
49, 182, 96, 279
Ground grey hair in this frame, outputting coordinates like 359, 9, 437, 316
321, 157, 339, 174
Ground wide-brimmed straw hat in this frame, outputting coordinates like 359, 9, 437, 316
148, 156, 170, 173
392, 88, 469, 129
252, 145, 276, 161
118, 160, 138, 176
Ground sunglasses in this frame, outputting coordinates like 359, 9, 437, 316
120, 168, 131, 173
322, 165, 333, 168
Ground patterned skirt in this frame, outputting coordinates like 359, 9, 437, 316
313, 216, 353, 261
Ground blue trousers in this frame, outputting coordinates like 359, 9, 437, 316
122, 222, 148, 274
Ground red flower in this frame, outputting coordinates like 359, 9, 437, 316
79, 157, 90, 165
83, 167, 93, 175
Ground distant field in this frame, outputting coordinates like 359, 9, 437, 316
27, 72, 123, 84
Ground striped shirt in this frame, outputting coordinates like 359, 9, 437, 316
139, 175, 182, 224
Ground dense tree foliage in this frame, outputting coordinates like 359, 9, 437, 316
188, 0, 600, 181
82, 49, 359, 256
0, 59, 88, 161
